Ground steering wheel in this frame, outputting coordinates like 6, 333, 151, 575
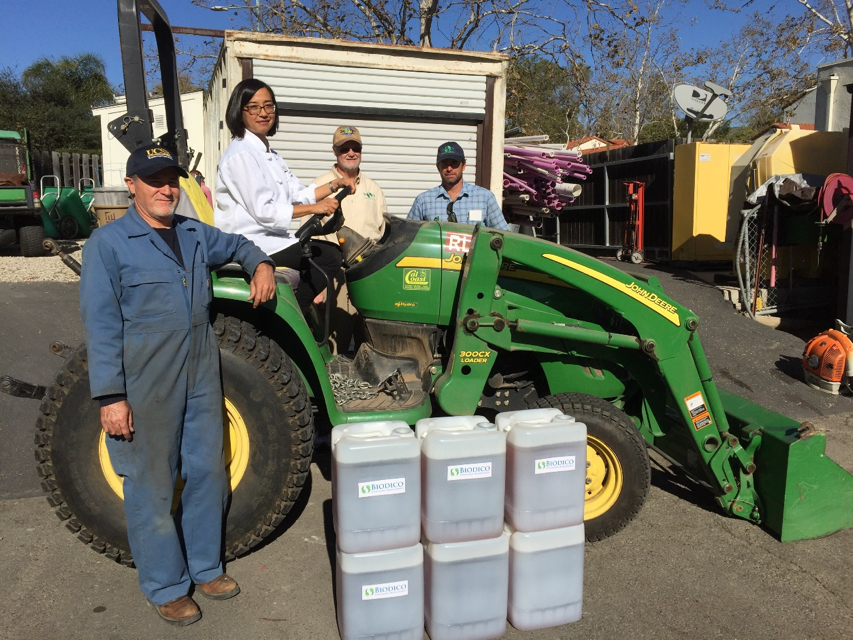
295, 186, 351, 245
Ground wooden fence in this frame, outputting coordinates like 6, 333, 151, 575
31, 149, 103, 189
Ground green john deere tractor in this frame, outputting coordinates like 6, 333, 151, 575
32, 0, 853, 566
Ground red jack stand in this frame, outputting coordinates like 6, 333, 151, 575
619, 181, 645, 264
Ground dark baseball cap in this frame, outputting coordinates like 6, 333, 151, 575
126, 143, 189, 179
437, 141, 465, 163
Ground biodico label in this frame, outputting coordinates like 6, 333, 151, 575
358, 478, 406, 498
447, 462, 493, 481
534, 456, 576, 474
361, 580, 409, 600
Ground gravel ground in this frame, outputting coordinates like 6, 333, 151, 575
0, 241, 83, 283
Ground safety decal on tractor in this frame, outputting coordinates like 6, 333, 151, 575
403, 268, 431, 290
685, 391, 713, 430
445, 232, 472, 254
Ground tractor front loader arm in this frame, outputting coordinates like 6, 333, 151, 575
433, 226, 853, 541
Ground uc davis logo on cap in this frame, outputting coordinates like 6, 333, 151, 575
146, 147, 173, 160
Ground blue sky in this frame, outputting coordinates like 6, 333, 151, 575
1, 0, 243, 88
0, 0, 780, 91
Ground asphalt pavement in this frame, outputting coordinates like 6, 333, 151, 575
0, 283, 84, 500
1, 266, 852, 640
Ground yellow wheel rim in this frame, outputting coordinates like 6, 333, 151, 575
584, 435, 623, 520
98, 397, 251, 502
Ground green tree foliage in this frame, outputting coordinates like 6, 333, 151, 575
182, 0, 834, 147
685, 11, 815, 143
505, 55, 581, 142
150, 72, 205, 97
0, 54, 114, 153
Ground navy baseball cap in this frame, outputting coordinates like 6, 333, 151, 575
126, 143, 189, 179
437, 142, 465, 163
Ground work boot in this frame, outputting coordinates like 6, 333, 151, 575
150, 595, 201, 626
196, 573, 241, 600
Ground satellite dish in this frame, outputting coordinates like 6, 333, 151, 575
704, 80, 732, 97
673, 84, 729, 122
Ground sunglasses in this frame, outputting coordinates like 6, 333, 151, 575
335, 145, 362, 155
446, 201, 457, 223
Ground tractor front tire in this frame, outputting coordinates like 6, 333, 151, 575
19, 225, 46, 257
532, 393, 650, 542
34, 314, 314, 565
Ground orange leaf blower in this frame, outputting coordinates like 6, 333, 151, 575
802, 322, 853, 394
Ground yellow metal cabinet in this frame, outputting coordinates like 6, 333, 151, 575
672, 142, 750, 261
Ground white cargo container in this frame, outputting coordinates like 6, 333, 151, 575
204, 32, 508, 218
93, 91, 205, 187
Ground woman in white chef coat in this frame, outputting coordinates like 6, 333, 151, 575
214, 78, 355, 312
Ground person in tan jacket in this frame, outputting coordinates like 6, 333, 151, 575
314, 126, 388, 354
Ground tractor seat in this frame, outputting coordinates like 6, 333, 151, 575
274, 266, 300, 289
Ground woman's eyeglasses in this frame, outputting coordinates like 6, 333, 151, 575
243, 102, 276, 115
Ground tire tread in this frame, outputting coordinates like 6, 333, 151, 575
35, 315, 314, 566
212, 314, 314, 560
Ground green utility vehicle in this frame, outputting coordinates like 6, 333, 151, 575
31, 0, 853, 566
0, 129, 45, 256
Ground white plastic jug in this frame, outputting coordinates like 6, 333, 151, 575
336, 542, 424, 640
496, 408, 587, 532
416, 415, 506, 543
332, 421, 421, 553
424, 533, 509, 640
507, 523, 584, 630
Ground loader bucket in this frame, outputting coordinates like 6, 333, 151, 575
721, 389, 853, 541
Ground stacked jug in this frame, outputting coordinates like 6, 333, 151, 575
331, 409, 588, 639
417, 416, 510, 640
496, 408, 587, 631
332, 421, 424, 640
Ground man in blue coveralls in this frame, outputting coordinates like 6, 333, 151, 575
79, 144, 276, 626
407, 141, 509, 230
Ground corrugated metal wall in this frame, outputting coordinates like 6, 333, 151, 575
254, 59, 487, 115
270, 116, 478, 218
203, 55, 228, 189
254, 59, 485, 218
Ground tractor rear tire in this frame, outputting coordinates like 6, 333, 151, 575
34, 314, 314, 565
19, 225, 47, 257
532, 393, 650, 542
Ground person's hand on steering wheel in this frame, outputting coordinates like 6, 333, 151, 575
313, 198, 340, 216
333, 176, 357, 194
